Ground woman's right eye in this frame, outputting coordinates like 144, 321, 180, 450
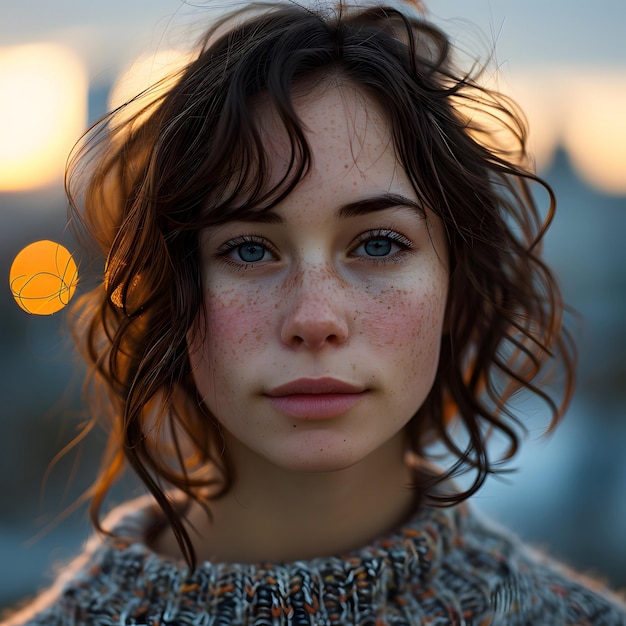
218, 236, 276, 265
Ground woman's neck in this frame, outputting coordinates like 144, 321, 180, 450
153, 432, 418, 564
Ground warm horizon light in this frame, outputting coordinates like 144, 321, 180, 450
562, 71, 626, 195
110, 57, 626, 197
108, 47, 190, 128
503, 69, 564, 173
502, 67, 626, 195
1, 42, 624, 197
0, 43, 88, 192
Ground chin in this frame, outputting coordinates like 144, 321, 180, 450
279, 453, 363, 474
268, 436, 381, 474
283, 458, 356, 474
227, 427, 402, 476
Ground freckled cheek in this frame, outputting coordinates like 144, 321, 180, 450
190, 286, 276, 365
358, 287, 447, 404
358, 288, 447, 353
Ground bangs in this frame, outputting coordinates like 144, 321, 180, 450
122, 4, 452, 233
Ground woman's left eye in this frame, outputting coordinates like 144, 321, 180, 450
350, 230, 413, 259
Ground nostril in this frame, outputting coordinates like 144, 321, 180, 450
287, 330, 344, 350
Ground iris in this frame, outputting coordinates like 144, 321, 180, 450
364, 239, 392, 256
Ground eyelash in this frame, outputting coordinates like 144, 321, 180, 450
216, 229, 415, 269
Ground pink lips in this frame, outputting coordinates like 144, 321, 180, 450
265, 377, 366, 420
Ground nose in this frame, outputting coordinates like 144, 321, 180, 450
280, 265, 349, 350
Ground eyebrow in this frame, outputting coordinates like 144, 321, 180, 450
337, 193, 425, 219
242, 193, 425, 224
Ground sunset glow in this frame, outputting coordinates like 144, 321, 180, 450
491, 67, 626, 195
95, 53, 626, 197
562, 72, 626, 195
504, 70, 564, 172
108, 48, 190, 127
1, 39, 623, 197
0, 43, 87, 192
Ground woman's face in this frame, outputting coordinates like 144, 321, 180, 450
189, 85, 449, 474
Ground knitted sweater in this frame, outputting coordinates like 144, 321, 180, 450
5, 496, 626, 626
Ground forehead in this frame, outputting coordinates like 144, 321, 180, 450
254, 83, 402, 190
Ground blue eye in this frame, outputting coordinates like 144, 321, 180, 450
237, 242, 268, 263
217, 236, 276, 266
363, 239, 392, 257
351, 230, 413, 259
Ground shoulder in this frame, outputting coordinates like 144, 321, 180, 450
452, 506, 626, 625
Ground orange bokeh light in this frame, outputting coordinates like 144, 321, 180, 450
9, 240, 79, 315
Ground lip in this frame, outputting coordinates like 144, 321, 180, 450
265, 378, 366, 420
268, 377, 364, 396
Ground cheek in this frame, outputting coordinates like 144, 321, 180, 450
357, 280, 448, 405
189, 286, 275, 373
359, 282, 447, 354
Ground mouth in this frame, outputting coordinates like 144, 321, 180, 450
265, 377, 367, 420
268, 377, 364, 396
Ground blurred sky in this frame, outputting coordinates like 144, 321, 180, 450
2, 0, 626, 197
2, 0, 626, 69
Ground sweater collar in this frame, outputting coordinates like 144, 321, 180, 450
98, 493, 465, 592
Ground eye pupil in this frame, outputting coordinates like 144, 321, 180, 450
364, 239, 391, 256
238, 244, 265, 262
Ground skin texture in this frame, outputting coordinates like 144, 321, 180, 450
166, 84, 450, 563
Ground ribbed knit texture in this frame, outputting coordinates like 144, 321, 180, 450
8, 496, 626, 625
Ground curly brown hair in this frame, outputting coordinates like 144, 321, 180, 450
66, 1, 576, 567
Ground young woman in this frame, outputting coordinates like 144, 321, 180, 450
5, 1, 626, 624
